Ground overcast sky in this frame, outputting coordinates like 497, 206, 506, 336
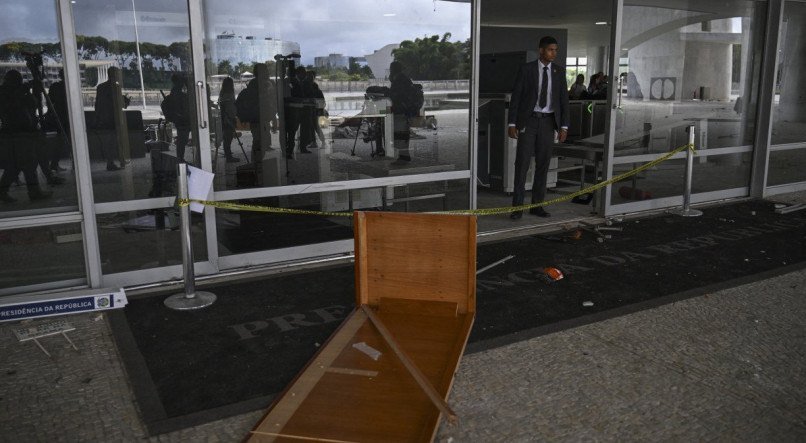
2, 0, 471, 65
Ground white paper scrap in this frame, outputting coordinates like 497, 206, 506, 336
352, 341, 382, 361
187, 166, 214, 213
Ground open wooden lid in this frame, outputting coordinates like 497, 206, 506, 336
353, 211, 477, 314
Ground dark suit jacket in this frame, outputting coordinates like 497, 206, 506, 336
508, 61, 570, 131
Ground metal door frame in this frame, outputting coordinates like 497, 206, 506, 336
602, 0, 779, 216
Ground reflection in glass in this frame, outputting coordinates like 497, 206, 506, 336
614, 2, 766, 159
0, 223, 86, 291
71, 0, 198, 203
0, 0, 77, 216
202, 0, 471, 191
768, 1, 806, 186
768, 150, 806, 186
97, 209, 206, 275
217, 179, 469, 256
609, 159, 685, 205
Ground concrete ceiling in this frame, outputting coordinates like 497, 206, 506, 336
471, 0, 761, 56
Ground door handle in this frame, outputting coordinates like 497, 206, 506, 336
195, 81, 208, 129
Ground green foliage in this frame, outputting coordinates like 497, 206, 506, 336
392, 33, 470, 80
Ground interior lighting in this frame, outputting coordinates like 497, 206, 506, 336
595, 21, 607, 25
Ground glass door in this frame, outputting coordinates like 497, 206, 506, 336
603, 0, 768, 215
199, 0, 474, 270
0, 0, 89, 296
69, 0, 216, 287
765, 0, 806, 194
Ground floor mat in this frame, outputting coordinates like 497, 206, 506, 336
110, 199, 806, 434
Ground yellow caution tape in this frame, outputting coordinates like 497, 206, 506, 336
179, 143, 695, 217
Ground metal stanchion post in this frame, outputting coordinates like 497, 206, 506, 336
164, 163, 217, 310
669, 124, 703, 217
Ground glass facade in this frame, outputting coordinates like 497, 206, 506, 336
0, 0, 802, 295
615, 2, 766, 158
201, 0, 472, 190
0, 0, 78, 218
768, 0, 806, 186
0, 223, 86, 290
72, 0, 199, 203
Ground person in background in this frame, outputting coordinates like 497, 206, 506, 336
506, 36, 570, 220
569, 73, 586, 99
0, 70, 51, 203
217, 77, 240, 163
94, 66, 129, 171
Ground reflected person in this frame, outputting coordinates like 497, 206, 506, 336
0, 70, 51, 203
507, 36, 570, 219
162, 73, 191, 163
94, 66, 129, 171
46, 68, 70, 171
308, 71, 327, 148
388, 61, 417, 165
217, 77, 240, 163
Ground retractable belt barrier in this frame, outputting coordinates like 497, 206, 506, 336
178, 143, 696, 217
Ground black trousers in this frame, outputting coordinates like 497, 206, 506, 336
512, 113, 555, 206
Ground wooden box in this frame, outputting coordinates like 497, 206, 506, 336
249, 211, 477, 442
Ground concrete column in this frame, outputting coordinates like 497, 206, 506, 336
681, 41, 732, 101
779, 5, 806, 121
586, 45, 607, 77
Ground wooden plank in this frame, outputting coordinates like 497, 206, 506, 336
250, 310, 368, 442
378, 297, 458, 317
361, 305, 457, 423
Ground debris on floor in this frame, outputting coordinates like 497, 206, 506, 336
476, 255, 515, 275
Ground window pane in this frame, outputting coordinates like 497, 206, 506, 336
0, 0, 79, 218
201, 0, 472, 192
71, 1, 197, 203
615, 1, 766, 169
770, 1, 806, 147
0, 223, 86, 291
217, 179, 469, 255
97, 209, 207, 275
768, 149, 806, 186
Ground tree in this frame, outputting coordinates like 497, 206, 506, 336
392, 33, 470, 80
217, 60, 234, 76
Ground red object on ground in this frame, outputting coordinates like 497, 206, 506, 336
544, 267, 564, 281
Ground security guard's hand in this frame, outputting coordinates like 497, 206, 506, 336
507, 126, 519, 139
558, 128, 568, 143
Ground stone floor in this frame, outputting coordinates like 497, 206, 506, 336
1, 194, 805, 442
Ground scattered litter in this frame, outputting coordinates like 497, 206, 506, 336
596, 237, 605, 243
597, 226, 623, 232
744, 258, 750, 262
476, 255, 514, 275
750, 211, 756, 216
352, 342, 382, 361
774, 203, 786, 209
543, 267, 564, 282
571, 193, 593, 205
775, 203, 806, 214
582, 301, 594, 307
327, 152, 361, 161
93, 314, 103, 322
314, 342, 321, 347
571, 229, 583, 240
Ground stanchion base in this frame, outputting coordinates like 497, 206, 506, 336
668, 208, 703, 217
164, 291, 217, 310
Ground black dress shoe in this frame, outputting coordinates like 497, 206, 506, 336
510, 210, 523, 220
529, 207, 550, 217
